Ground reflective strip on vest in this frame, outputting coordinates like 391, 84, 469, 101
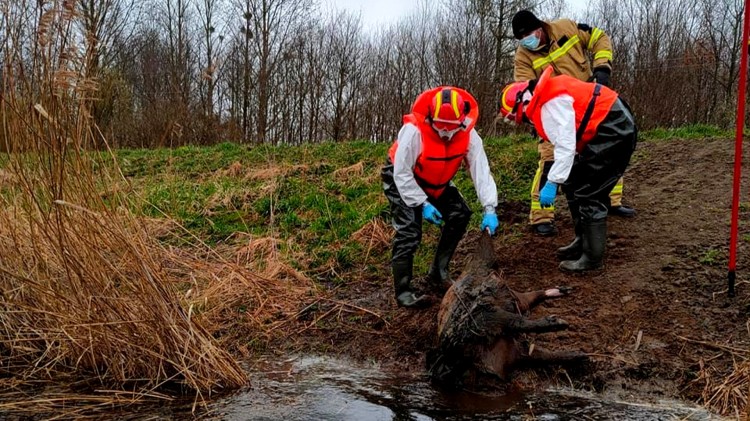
532, 35, 581, 70
611, 184, 623, 194
588, 27, 604, 50
594, 50, 613, 61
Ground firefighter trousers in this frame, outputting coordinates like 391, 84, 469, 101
530, 141, 625, 225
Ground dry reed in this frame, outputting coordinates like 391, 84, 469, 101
679, 335, 750, 417
0, 0, 251, 416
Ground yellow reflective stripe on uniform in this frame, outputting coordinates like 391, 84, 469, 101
451, 90, 460, 118
594, 50, 613, 61
532, 56, 552, 69
611, 185, 623, 194
531, 164, 543, 196
531, 202, 555, 211
530, 163, 555, 211
532, 35, 580, 70
588, 27, 603, 50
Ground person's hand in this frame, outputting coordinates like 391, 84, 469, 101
592, 67, 611, 87
539, 181, 558, 208
481, 212, 499, 235
422, 202, 443, 225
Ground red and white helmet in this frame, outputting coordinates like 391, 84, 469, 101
429, 88, 471, 140
498, 81, 530, 125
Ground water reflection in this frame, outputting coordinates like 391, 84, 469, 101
203, 356, 725, 421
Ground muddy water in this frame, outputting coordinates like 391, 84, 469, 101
198, 356, 726, 421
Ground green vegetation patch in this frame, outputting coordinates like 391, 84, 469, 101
109, 136, 538, 282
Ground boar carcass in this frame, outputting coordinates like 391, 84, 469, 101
428, 231, 588, 386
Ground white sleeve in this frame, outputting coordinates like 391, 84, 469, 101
465, 129, 498, 212
393, 123, 428, 207
540, 95, 577, 184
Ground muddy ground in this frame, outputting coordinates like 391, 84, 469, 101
284, 137, 750, 414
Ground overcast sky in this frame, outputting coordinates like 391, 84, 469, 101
324, 0, 589, 31
322, 0, 421, 30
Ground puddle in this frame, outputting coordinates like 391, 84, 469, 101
198, 356, 725, 421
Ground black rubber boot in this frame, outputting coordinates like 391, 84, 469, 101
609, 205, 636, 218
427, 226, 464, 293
393, 258, 428, 308
557, 221, 582, 261
532, 222, 557, 237
559, 219, 606, 272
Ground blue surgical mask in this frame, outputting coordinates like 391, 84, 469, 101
520, 33, 541, 51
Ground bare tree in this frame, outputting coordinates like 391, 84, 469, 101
321, 12, 363, 142
246, 0, 312, 144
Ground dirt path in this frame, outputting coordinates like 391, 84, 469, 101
498, 137, 750, 401
297, 137, 750, 414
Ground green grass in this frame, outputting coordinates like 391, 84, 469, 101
86, 124, 737, 282
698, 248, 724, 266
642, 124, 731, 141
110, 135, 539, 281
3, 123, 736, 284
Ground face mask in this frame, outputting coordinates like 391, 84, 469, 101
519, 28, 544, 51
431, 122, 463, 141
520, 33, 542, 51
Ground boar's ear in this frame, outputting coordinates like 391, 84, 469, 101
476, 230, 498, 269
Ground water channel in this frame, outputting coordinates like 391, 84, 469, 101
189, 356, 726, 421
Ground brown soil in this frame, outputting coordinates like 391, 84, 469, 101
284, 137, 750, 414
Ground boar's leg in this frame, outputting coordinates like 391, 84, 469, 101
506, 315, 570, 334
475, 310, 569, 336
513, 286, 573, 312
518, 343, 589, 366
477, 338, 521, 381
478, 340, 587, 381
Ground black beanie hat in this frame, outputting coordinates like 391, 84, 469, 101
512, 10, 543, 39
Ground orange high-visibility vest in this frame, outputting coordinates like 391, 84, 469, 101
388, 87, 479, 199
525, 67, 618, 151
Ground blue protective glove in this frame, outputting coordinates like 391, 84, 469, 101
422, 202, 443, 225
539, 181, 558, 208
481, 212, 499, 235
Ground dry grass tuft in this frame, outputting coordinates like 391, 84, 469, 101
680, 335, 750, 417
221, 161, 244, 178
232, 235, 311, 283
333, 161, 365, 179
235, 236, 282, 261
352, 217, 392, 253
244, 164, 308, 181
695, 358, 750, 418
162, 238, 315, 355
0, 199, 248, 395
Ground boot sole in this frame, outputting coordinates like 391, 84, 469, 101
558, 263, 604, 273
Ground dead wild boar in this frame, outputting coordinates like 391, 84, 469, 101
428, 230, 588, 386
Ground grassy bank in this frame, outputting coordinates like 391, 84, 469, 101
113, 135, 539, 283
111, 123, 730, 283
